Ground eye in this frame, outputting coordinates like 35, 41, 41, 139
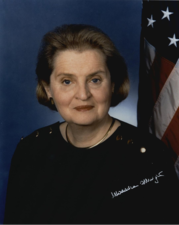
91, 78, 100, 83
62, 79, 71, 85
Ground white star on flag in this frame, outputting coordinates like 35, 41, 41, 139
168, 34, 179, 47
147, 15, 156, 28
161, 7, 173, 21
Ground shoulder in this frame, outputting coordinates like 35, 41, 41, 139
114, 119, 176, 167
18, 121, 61, 151
118, 120, 172, 152
11, 122, 61, 168
113, 120, 179, 186
20, 121, 60, 143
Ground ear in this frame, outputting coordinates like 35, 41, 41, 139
42, 81, 52, 99
112, 82, 115, 93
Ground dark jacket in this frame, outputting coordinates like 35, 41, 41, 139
4, 120, 179, 224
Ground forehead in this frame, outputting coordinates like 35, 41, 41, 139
52, 49, 107, 75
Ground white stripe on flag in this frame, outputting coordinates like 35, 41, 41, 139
144, 38, 156, 75
149, 58, 179, 139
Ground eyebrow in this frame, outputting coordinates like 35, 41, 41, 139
56, 70, 106, 78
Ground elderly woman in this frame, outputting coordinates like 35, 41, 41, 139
4, 24, 179, 224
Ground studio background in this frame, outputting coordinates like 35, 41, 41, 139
0, 0, 142, 222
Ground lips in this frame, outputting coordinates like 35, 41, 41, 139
74, 105, 94, 111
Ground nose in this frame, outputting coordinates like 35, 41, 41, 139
75, 83, 91, 100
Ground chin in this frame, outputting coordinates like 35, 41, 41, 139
74, 119, 96, 126
70, 115, 99, 126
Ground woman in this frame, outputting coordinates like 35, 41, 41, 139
4, 24, 179, 224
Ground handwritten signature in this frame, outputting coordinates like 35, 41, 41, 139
111, 171, 164, 199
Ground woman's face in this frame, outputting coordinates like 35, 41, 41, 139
45, 49, 114, 126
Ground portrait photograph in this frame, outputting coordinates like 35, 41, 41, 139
1, 0, 179, 223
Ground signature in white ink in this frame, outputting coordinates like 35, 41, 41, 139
140, 177, 154, 185
140, 171, 164, 185
111, 171, 164, 199
155, 171, 164, 183
111, 185, 139, 198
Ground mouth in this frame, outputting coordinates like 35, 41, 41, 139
74, 105, 94, 111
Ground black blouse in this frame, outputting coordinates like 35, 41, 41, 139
4, 120, 179, 224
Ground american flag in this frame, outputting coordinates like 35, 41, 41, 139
137, 1, 179, 161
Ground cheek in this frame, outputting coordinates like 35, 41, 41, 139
51, 90, 72, 107
93, 87, 112, 105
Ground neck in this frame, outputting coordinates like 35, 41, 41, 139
67, 115, 113, 148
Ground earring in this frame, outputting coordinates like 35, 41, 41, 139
50, 97, 54, 105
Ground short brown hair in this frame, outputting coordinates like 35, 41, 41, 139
36, 24, 129, 110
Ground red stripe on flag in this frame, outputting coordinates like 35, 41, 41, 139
162, 107, 179, 156
149, 53, 175, 104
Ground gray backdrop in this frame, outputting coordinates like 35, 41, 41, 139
0, 0, 142, 222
